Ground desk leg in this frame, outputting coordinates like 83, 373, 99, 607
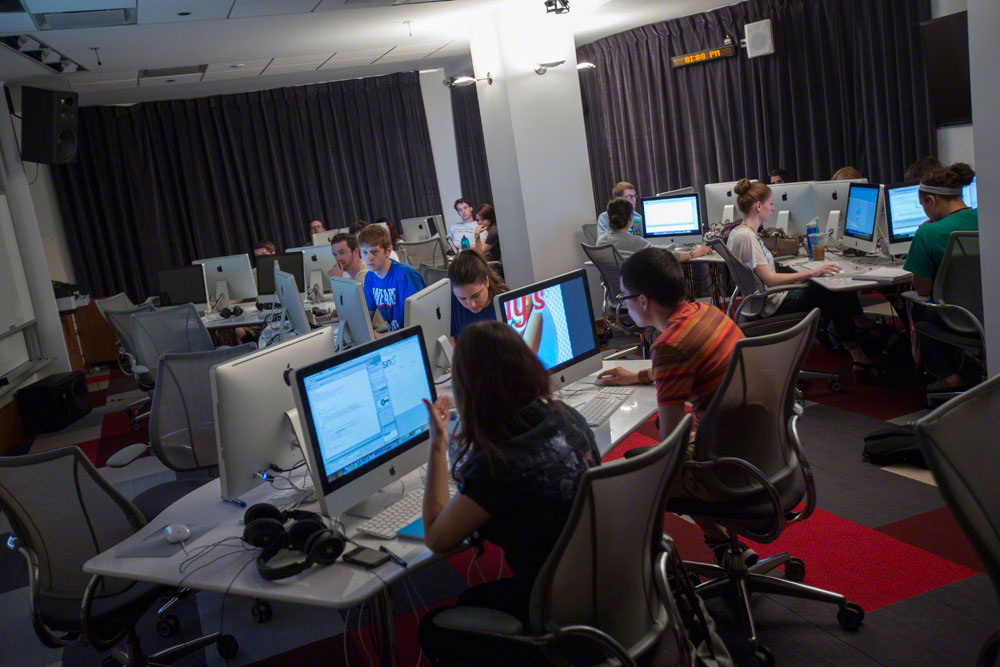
682, 263, 696, 302
709, 263, 725, 308
371, 588, 397, 666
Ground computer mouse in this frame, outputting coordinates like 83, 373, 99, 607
164, 524, 191, 544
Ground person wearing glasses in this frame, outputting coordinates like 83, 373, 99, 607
596, 180, 642, 237
449, 249, 509, 340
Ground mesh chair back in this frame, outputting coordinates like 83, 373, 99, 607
104, 304, 157, 360
95, 293, 135, 324
915, 375, 1000, 600
419, 264, 448, 286
934, 231, 983, 335
693, 309, 819, 493
580, 243, 626, 320
149, 344, 254, 471
708, 237, 767, 319
398, 237, 446, 270
0, 447, 145, 602
530, 415, 692, 654
131, 305, 214, 384
582, 223, 598, 245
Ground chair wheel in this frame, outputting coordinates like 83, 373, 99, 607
217, 634, 239, 659
251, 599, 273, 623
121, 409, 131, 418
749, 644, 774, 667
784, 557, 806, 581
131, 421, 142, 432
828, 378, 843, 392
838, 602, 865, 630
102, 657, 120, 667
156, 614, 179, 637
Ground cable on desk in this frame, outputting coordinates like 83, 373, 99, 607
217, 552, 259, 666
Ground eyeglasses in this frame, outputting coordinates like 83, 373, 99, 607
616, 293, 640, 305
624, 194, 637, 200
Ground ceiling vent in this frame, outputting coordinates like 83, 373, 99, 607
342, 0, 454, 6
139, 65, 207, 79
34, 8, 136, 30
0, 34, 87, 73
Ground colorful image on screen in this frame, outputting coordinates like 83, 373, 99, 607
501, 276, 595, 371
845, 186, 879, 239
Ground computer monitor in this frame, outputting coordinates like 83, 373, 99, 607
400, 216, 434, 242
841, 183, 882, 254
768, 182, 816, 236
291, 326, 436, 518
654, 186, 694, 197
193, 254, 257, 304
275, 268, 311, 336
494, 269, 601, 390
963, 176, 977, 209
157, 265, 209, 312
404, 278, 452, 379
811, 178, 867, 241
287, 245, 336, 298
704, 180, 758, 228
312, 228, 349, 246
884, 183, 926, 256
329, 276, 375, 352
212, 327, 338, 501
256, 252, 305, 303
639, 193, 703, 245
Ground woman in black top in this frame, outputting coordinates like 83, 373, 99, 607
473, 203, 501, 261
418, 321, 599, 664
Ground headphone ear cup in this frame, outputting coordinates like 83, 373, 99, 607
244, 503, 282, 525
306, 529, 345, 565
286, 518, 325, 552
232, 306, 243, 317
220, 307, 232, 318
243, 517, 286, 549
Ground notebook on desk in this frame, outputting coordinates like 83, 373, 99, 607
851, 267, 911, 284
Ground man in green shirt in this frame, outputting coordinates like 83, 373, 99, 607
902, 163, 978, 391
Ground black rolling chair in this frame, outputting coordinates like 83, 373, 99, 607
915, 374, 1000, 667
667, 310, 862, 665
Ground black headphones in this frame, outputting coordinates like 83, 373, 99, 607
219, 305, 244, 318
242, 504, 346, 581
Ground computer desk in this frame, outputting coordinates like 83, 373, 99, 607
83, 359, 656, 666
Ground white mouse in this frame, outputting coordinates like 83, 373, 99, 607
164, 524, 191, 544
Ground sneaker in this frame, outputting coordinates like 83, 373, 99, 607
707, 539, 759, 568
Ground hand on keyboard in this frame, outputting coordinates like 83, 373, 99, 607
805, 263, 843, 277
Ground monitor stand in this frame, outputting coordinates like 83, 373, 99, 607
431, 334, 454, 378
824, 210, 841, 241
335, 319, 363, 352
213, 280, 231, 314
774, 210, 790, 234
307, 270, 326, 301
722, 204, 736, 224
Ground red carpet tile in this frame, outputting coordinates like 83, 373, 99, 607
89, 389, 108, 409
877, 506, 986, 573
86, 373, 111, 385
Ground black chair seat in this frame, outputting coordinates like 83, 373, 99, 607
914, 321, 983, 349
40, 579, 166, 635
738, 313, 805, 337
132, 479, 207, 522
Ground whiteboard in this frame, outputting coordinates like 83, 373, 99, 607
0, 194, 35, 331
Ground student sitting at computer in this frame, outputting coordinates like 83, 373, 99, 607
448, 198, 485, 252
597, 198, 712, 261
473, 203, 501, 262
904, 156, 943, 183
596, 181, 641, 237
595, 248, 755, 564
449, 250, 508, 339
357, 224, 426, 332
831, 166, 864, 181
329, 232, 387, 331
727, 179, 878, 377
350, 219, 400, 261
309, 220, 325, 235
903, 162, 978, 391
418, 321, 600, 663
768, 168, 791, 184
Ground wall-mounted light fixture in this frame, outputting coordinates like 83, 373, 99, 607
534, 59, 566, 75
576, 62, 596, 70
544, 0, 570, 14
444, 72, 493, 87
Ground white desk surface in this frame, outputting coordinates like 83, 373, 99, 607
84, 360, 656, 606
782, 252, 911, 292
201, 302, 336, 330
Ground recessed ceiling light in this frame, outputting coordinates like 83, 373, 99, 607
178, 11, 191, 16
165, 79, 176, 82
229, 64, 246, 69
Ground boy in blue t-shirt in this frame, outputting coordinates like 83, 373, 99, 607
357, 224, 426, 332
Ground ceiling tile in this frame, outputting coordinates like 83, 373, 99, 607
138, 71, 203, 86
327, 46, 391, 62
0, 13, 37, 36
267, 53, 331, 67
390, 41, 444, 56
229, 0, 319, 19
24, 0, 135, 12
71, 78, 137, 91
264, 62, 327, 75
318, 56, 374, 70
67, 70, 138, 83
137, 0, 233, 24
311, 0, 349, 10
205, 58, 271, 73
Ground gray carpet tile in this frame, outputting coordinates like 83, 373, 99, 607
0, 587, 65, 667
0, 533, 27, 595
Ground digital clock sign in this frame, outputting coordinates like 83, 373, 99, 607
671, 45, 737, 68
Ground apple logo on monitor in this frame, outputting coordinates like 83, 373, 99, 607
782, 193, 788, 201
832, 191, 839, 200
726, 190, 732, 197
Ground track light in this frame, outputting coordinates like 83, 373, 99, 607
534, 59, 566, 75
444, 72, 493, 87
576, 62, 596, 70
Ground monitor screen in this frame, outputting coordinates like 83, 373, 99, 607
885, 184, 926, 241
641, 194, 701, 238
494, 270, 599, 376
844, 183, 880, 241
257, 252, 305, 296
964, 176, 977, 209
297, 330, 434, 488
158, 265, 208, 307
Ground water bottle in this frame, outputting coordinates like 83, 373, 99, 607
805, 217, 819, 260
460, 235, 470, 250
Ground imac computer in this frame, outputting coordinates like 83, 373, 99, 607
312, 228, 349, 247
640, 193, 703, 245
275, 268, 312, 336
329, 275, 375, 352
404, 278, 453, 379
704, 180, 758, 228
884, 183, 926, 256
769, 182, 816, 236
291, 326, 436, 518
654, 186, 695, 197
811, 178, 867, 242
256, 252, 305, 304
157, 265, 209, 313
494, 269, 601, 390
963, 176, 977, 209
400, 216, 435, 241
841, 183, 882, 254
193, 254, 257, 305
212, 326, 338, 501
287, 245, 336, 299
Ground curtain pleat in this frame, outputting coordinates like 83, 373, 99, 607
449, 84, 493, 209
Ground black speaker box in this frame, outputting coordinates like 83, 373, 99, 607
16, 371, 91, 435
20, 86, 78, 165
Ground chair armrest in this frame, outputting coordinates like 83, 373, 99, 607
682, 456, 785, 543
785, 414, 816, 524
131, 364, 149, 376
434, 606, 524, 635
734, 284, 807, 322
901, 290, 931, 305
105, 443, 150, 468
7, 538, 82, 648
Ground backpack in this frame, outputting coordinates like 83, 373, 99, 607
862, 424, 926, 467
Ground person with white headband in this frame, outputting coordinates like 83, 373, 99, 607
903, 162, 978, 392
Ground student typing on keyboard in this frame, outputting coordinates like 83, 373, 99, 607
416, 321, 600, 664
597, 248, 763, 566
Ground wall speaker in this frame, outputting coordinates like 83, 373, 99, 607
744, 19, 775, 59
20, 86, 78, 165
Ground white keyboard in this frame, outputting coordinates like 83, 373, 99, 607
356, 483, 457, 539
314, 313, 335, 326
575, 387, 634, 426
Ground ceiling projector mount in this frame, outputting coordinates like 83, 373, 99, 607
544, 0, 570, 15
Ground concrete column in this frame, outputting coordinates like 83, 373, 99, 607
470, 0, 594, 287
419, 68, 463, 221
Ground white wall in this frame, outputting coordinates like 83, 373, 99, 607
932, 0, 975, 167
28, 163, 74, 284
419, 69, 463, 221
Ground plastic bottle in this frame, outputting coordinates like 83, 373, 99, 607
460, 235, 470, 250
805, 217, 819, 260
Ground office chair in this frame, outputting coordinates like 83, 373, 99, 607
914, 374, 1000, 667
96, 292, 137, 322
398, 236, 447, 270
130, 305, 215, 386
419, 263, 448, 286
668, 310, 862, 665
103, 303, 158, 429
580, 242, 650, 357
0, 446, 238, 665
709, 237, 843, 392
902, 231, 983, 404
425, 415, 697, 666
581, 222, 598, 246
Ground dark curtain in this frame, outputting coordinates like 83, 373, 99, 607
51, 71, 442, 301
450, 83, 493, 208
577, 0, 936, 214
